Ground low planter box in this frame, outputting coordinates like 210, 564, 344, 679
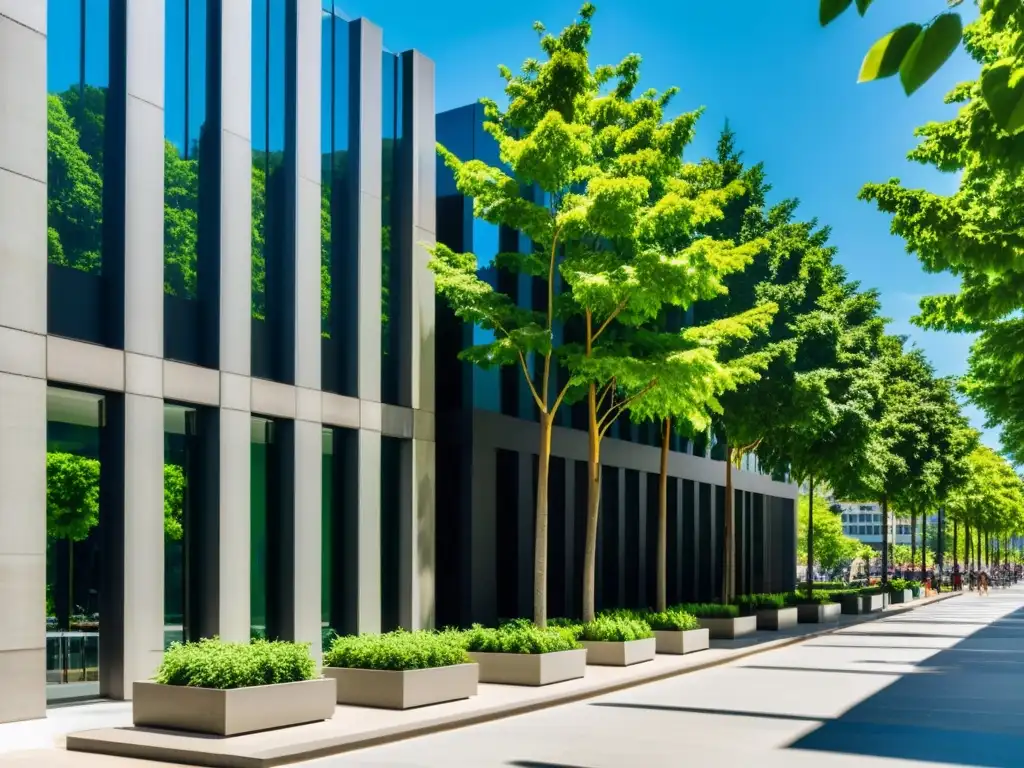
796, 602, 841, 623
322, 663, 478, 709
580, 638, 656, 666
755, 607, 798, 631
889, 589, 913, 604
653, 628, 710, 655
469, 649, 586, 686
840, 594, 864, 615
698, 615, 757, 639
860, 593, 885, 612
132, 678, 336, 736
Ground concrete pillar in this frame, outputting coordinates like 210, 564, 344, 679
292, 419, 323, 660
0, 3, 48, 724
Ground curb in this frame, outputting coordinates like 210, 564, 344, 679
66, 591, 963, 768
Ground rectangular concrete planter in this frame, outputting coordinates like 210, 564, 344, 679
322, 663, 478, 709
698, 615, 758, 639
796, 602, 841, 623
132, 678, 336, 736
755, 607, 798, 631
860, 593, 885, 612
580, 637, 656, 666
653, 628, 710, 655
840, 594, 864, 615
469, 649, 586, 686
888, 589, 913, 604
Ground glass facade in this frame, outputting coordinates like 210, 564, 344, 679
250, 416, 272, 639
164, 0, 214, 365
45, 387, 104, 701
163, 404, 192, 649
46, 0, 117, 345
320, 3, 353, 395
381, 51, 403, 404
251, 0, 289, 381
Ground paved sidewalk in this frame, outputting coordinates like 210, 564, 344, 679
0, 590, 963, 767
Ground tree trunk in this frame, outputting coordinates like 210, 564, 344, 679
978, 527, 983, 568
806, 478, 815, 599
966, 523, 972, 568
881, 495, 889, 588
921, 512, 927, 578
533, 412, 554, 627
910, 512, 917, 575
656, 417, 670, 612
582, 382, 601, 622
723, 444, 735, 604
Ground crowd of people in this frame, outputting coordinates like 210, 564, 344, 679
950, 564, 1022, 593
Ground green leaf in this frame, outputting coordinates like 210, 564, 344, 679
820, 0, 853, 26
898, 13, 963, 96
981, 61, 1024, 134
855, 0, 873, 15
858, 24, 922, 83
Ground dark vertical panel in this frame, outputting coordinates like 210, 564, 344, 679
98, 393, 126, 697
266, 420, 295, 641
571, 459, 588, 619
752, 493, 765, 593
667, 476, 680, 605
494, 449, 518, 622
380, 436, 402, 632
714, 485, 725, 601
682, 479, 697, 601
516, 453, 535, 619
733, 488, 744, 597
644, 472, 658, 609
623, 469, 640, 608
599, 467, 619, 613
697, 482, 712, 601
190, 407, 221, 639
562, 458, 575, 618
432, 427, 466, 629
470, 447, 498, 627
548, 456, 567, 619
337, 426, 361, 634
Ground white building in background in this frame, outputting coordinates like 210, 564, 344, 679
834, 501, 925, 551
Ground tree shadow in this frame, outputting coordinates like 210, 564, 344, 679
785, 604, 1024, 766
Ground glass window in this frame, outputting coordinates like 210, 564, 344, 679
251, 0, 289, 382
250, 416, 272, 639
471, 223, 501, 412
874, 525, 881, 535
381, 51, 402, 404
46, 0, 116, 345
163, 403, 194, 649
46, 387, 104, 701
164, 0, 214, 365
320, 7, 353, 395
380, 437, 402, 631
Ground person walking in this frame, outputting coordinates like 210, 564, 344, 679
980, 570, 990, 596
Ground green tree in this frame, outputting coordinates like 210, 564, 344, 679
797, 493, 863, 576
429, 4, 768, 624
820, 0, 1024, 133
859, 9, 1024, 461
46, 452, 101, 541
164, 464, 186, 541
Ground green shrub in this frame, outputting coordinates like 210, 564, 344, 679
464, 622, 580, 654
578, 615, 652, 642
154, 638, 316, 689
672, 602, 740, 619
644, 608, 700, 631
324, 630, 469, 671
783, 591, 833, 606
858, 586, 883, 596
734, 593, 787, 612
548, 617, 584, 638
909, 582, 922, 597
803, 581, 848, 590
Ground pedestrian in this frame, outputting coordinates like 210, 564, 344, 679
980, 570, 990, 596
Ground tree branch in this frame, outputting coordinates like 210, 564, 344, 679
591, 300, 628, 345
541, 225, 562, 406
517, 350, 545, 413
599, 380, 658, 438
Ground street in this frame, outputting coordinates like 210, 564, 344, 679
306, 590, 1024, 768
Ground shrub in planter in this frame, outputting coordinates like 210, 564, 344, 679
674, 602, 754, 638
733, 593, 787, 613
136, 639, 332, 736
672, 603, 740, 619
465, 621, 585, 685
643, 609, 708, 655
578, 616, 655, 666
322, 630, 477, 709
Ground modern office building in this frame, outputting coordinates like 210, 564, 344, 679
835, 501, 922, 551
0, 0, 435, 722
433, 104, 799, 629
0, 2, 797, 727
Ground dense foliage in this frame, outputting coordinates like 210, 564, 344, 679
733, 593, 788, 612
673, 602, 740, 619
643, 609, 701, 632
577, 615, 653, 642
324, 630, 470, 671
154, 639, 316, 689
465, 620, 581, 654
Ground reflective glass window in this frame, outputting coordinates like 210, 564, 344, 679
251, 0, 289, 381
164, 0, 213, 365
321, 6, 353, 395
381, 51, 402, 404
46, 0, 116, 345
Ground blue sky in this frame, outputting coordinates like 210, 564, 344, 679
339, 0, 997, 449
